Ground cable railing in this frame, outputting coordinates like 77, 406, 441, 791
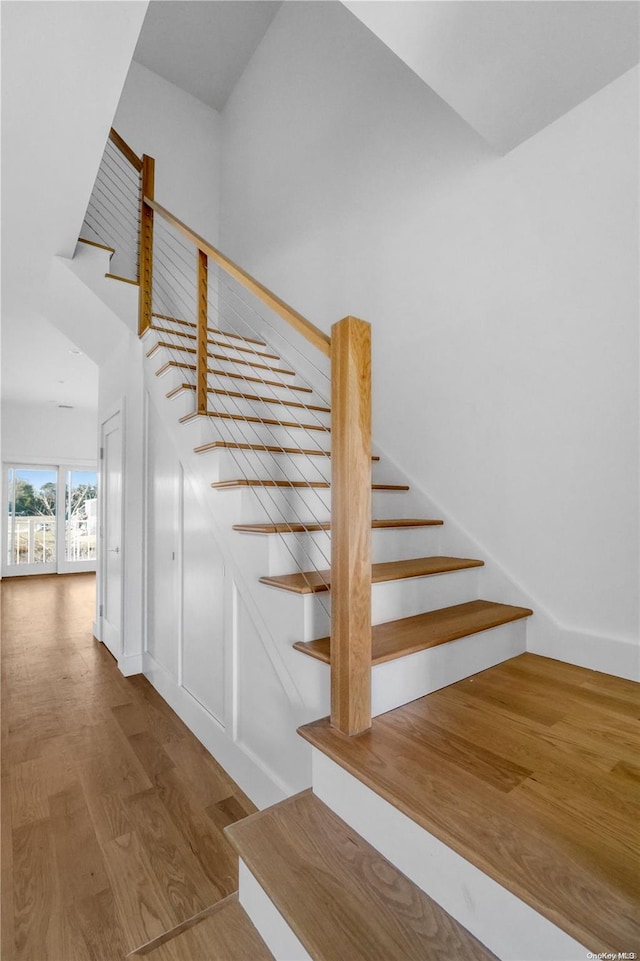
80, 130, 141, 282
92, 132, 372, 736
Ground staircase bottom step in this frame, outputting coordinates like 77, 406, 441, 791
226, 790, 497, 961
300, 653, 639, 959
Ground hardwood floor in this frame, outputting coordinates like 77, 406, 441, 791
300, 653, 640, 954
1, 573, 256, 961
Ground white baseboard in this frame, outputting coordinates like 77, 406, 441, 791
238, 861, 311, 961
527, 617, 640, 681
118, 653, 142, 676
312, 750, 591, 961
142, 651, 288, 810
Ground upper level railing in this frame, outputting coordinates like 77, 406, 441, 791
88, 129, 373, 736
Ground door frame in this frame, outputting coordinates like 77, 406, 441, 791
97, 402, 125, 658
2, 460, 98, 578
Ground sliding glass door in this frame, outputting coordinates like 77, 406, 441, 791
4, 464, 97, 576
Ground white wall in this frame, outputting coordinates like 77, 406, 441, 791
220, 3, 639, 647
2, 400, 97, 465
113, 59, 221, 242
98, 329, 146, 673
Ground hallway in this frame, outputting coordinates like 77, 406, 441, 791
1, 574, 256, 961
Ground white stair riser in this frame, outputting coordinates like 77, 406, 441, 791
210, 449, 331, 486
230, 486, 410, 521
265, 525, 442, 575
261, 565, 484, 642
372, 565, 482, 623
290, 618, 527, 719
371, 618, 527, 715
312, 751, 590, 961
238, 861, 312, 961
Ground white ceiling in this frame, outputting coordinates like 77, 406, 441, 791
344, 1, 640, 153
133, 1, 282, 111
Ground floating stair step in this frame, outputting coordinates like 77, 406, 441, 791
180, 411, 329, 432
151, 312, 267, 347
167, 382, 330, 413
212, 479, 330, 490
128, 893, 273, 961
299, 654, 640, 954
212, 480, 404, 491
78, 237, 115, 254
195, 440, 380, 460
259, 555, 483, 594
233, 517, 436, 533
293, 599, 533, 665
155, 360, 313, 393
225, 790, 496, 961
146, 340, 295, 377
105, 272, 139, 285
149, 324, 280, 360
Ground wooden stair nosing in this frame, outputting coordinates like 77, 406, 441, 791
233, 517, 442, 533
194, 440, 380, 460
146, 340, 295, 376
259, 556, 484, 594
149, 324, 280, 360
167, 382, 330, 413
179, 410, 330, 432
151, 311, 267, 347
293, 599, 534, 665
154, 360, 313, 393
225, 790, 497, 961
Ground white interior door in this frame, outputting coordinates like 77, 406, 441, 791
100, 410, 123, 659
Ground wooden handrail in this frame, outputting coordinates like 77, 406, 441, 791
144, 197, 331, 358
109, 128, 143, 172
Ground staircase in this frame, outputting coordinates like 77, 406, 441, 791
76, 130, 638, 961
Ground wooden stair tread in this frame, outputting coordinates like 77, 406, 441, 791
151, 312, 267, 347
293, 599, 533, 665
213, 480, 406, 492
155, 360, 312, 393
259, 556, 483, 594
225, 790, 496, 961
78, 237, 115, 254
195, 440, 380, 460
233, 517, 440, 533
167, 382, 330, 413
105, 272, 139, 285
146, 341, 295, 377
128, 893, 273, 960
149, 324, 280, 360
298, 654, 640, 953
180, 411, 329, 432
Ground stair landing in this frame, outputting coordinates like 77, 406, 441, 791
299, 653, 640, 955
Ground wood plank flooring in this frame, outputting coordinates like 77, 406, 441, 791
1, 573, 256, 961
299, 653, 640, 954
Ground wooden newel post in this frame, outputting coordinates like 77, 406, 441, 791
197, 250, 208, 414
330, 315, 372, 735
138, 154, 155, 336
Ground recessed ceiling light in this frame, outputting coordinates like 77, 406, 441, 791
69, 348, 82, 355
58, 404, 74, 409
